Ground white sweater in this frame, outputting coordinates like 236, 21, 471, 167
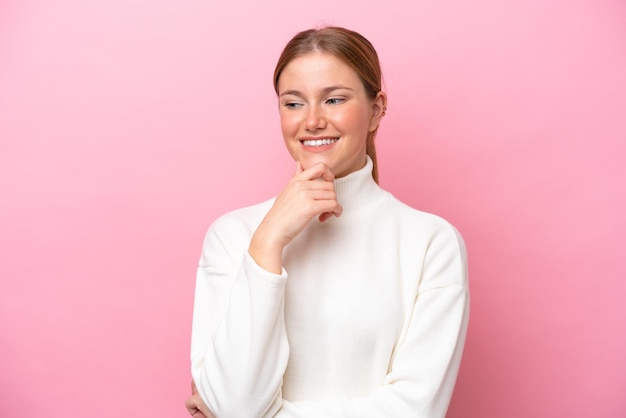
191, 158, 469, 418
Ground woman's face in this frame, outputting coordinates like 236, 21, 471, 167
277, 51, 385, 178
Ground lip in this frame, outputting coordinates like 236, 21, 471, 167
299, 136, 340, 152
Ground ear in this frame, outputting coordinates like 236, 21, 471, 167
369, 91, 388, 132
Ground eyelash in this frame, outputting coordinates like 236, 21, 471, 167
326, 97, 345, 105
283, 98, 345, 109
285, 102, 305, 109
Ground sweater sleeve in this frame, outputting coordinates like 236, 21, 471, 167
190, 216, 290, 418
275, 222, 470, 418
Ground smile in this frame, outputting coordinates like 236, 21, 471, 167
301, 138, 339, 147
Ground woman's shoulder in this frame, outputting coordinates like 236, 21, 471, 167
209, 197, 275, 234
384, 195, 464, 242
198, 198, 276, 262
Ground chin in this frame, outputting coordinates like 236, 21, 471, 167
301, 156, 334, 171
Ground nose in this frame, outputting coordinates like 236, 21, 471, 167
305, 105, 326, 131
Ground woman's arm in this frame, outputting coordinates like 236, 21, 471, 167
191, 162, 342, 418
191, 225, 289, 418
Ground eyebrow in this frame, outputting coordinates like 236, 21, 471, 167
279, 85, 354, 97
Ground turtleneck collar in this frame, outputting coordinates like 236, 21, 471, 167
331, 156, 391, 221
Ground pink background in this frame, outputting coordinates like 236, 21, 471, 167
1, 0, 625, 417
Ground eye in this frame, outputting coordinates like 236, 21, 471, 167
325, 97, 345, 105
284, 102, 303, 109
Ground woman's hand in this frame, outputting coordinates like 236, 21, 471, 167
185, 381, 216, 418
249, 161, 343, 273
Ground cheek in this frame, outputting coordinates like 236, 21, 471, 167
279, 112, 299, 136
332, 107, 369, 132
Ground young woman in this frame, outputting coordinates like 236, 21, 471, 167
186, 26, 469, 418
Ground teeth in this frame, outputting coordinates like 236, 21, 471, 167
302, 138, 339, 147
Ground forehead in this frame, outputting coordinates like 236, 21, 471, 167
277, 52, 363, 93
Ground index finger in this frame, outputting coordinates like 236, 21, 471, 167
300, 162, 335, 182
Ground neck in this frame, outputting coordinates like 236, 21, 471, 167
331, 156, 390, 220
